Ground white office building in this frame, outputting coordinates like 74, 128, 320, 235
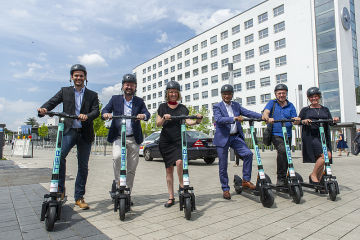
133, 0, 360, 131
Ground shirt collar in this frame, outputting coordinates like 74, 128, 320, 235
124, 95, 133, 103
222, 100, 231, 106
74, 86, 85, 93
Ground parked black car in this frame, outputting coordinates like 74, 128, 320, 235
143, 131, 218, 164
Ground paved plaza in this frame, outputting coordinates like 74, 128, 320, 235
1, 145, 360, 240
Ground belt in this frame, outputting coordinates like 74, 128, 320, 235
72, 128, 82, 132
230, 133, 238, 136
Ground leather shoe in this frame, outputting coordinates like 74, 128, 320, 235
223, 191, 231, 199
164, 199, 175, 208
242, 180, 256, 190
60, 193, 65, 201
75, 197, 90, 210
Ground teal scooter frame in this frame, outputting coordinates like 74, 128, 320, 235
168, 115, 202, 220
300, 119, 339, 201
103, 115, 140, 221
269, 119, 303, 204
39, 111, 79, 231
233, 118, 274, 208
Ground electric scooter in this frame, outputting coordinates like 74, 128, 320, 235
269, 119, 303, 204
300, 119, 339, 201
103, 115, 140, 221
233, 118, 274, 208
39, 111, 79, 231
168, 115, 202, 220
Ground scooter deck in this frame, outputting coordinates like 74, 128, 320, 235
269, 184, 289, 193
234, 185, 260, 196
301, 182, 325, 191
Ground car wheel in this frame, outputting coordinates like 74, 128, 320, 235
204, 158, 215, 164
144, 148, 153, 161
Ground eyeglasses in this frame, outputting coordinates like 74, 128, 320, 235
222, 93, 233, 96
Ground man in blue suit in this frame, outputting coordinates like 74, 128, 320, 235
102, 74, 150, 199
213, 84, 266, 199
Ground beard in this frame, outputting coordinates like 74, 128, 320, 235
124, 89, 135, 96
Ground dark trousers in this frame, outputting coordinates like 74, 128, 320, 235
271, 135, 291, 180
355, 143, 360, 155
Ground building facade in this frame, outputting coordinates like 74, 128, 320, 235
133, 0, 360, 128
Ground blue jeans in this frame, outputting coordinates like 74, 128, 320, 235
216, 135, 253, 191
59, 128, 92, 200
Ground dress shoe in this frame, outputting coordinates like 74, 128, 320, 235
223, 191, 231, 199
309, 175, 319, 185
242, 180, 256, 190
75, 197, 90, 210
164, 199, 175, 208
276, 178, 285, 187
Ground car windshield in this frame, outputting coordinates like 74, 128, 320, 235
186, 131, 211, 139
145, 132, 160, 141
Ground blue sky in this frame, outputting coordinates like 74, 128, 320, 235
0, 0, 263, 131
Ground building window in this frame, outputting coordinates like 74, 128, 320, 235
259, 28, 268, 39
171, 55, 175, 62
259, 44, 269, 55
233, 54, 241, 63
276, 56, 287, 66
185, 71, 190, 79
193, 80, 199, 88
274, 22, 285, 33
159, 91, 163, 98
260, 77, 270, 87
153, 73, 156, 79
211, 49, 217, 57
185, 83, 190, 90
202, 66, 208, 73
233, 39, 240, 49
147, 94, 151, 100
178, 74, 182, 81
211, 75, 218, 84
245, 49, 254, 59
274, 5, 284, 17
143, 78, 146, 83
185, 95, 190, 102
275, 38, 286, 50
193, 44, 198, 52
258, 12, 268, 23
221, 44, 228, 53
234, 68, 241, 78
178, 63, 182, 70
153, 64, 156, 70
202, 53, 207, 61
171, 77, 175, 81
211, 89, 218, 97
194, 105, 199, 111
185, 48, 190, 56
276, 73, 287, 83
158, 81, 162, 87
143, 87, 146, 92
180, 85, 183, 91
234, 98, 242, 106
234, 83, 241, 92
221, 30, 228, 40
148, 104, 151, 109
171, 66, 175, 72
261, 94, 271, 103
245, 34, 254, 44
153, 93, 156, 99
185, 60, 190, 67
193, 56, 198, 64
164, 69, 168, 75
201, 40, 207, 48
158, 61, 162, 67
164, 58, 168, 64
148, 76, 151, 81
153, 83, 156, 89
247, 96, 256, 105
164, 79, 169, 84
221, 58, 229, 67
177, 52, 182, 59
143, 69, 146, 74
193, 93, 199, 100
148, 66, 151, 72
211, 62, 218, 70
245, 19, 253, 29
260, 60, 270, 71
202, 78, 208, 86
152, 102, 156, 108
143, 96, 146, 101
158, 71, 162, 77
210, 35, 217, 44
158, 101, 162, 107
193, 68, 199, 76
202, 91, 208, 99
233, 25, 240, 35
202, 104, 208, 110
148, 85, 151, 91
246, 65, 255, 74
246, 80, 255, 90
222, 72, 229, 81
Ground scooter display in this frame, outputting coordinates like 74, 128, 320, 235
39, 111, 79, 231
104, 115, 140, 221
300, 119, 339, 201
168, 115, 202, 220
233, 118, 274, 208
269, 119, 303, 204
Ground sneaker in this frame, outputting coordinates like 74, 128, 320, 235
276, 178, 285, 187
75, 197, 90, 210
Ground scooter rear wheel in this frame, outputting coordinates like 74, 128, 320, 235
328, 183, 337, 201
184, 197, 191, 220
292, 185, 301, 204
45, 205, 57, 231
261, 188, 274, 208
119, 198, 126, 221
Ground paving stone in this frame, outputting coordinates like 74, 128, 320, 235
22, 228, 49, 240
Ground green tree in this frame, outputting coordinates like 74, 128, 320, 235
38, 123, 49, 138
141, 112, 160, 137
93, 102, 108, 137
25, 117, 39, 127
186, 105, 211, 134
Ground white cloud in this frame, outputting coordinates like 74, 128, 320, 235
78, 54, 108, 67
37, 53, 47, 61
69, 37, 84, 44
101, 35, 114, 42
27, 63, 43, 68
13, 68, 36, 79
109, 46, 125, 59
156, 31, 168, 44
162, 46, 172, 51
53, 4, 62, 8
8, 9, 30, 18
10, 62, 22, 66
178, 9, 238, 35
61, 19, 81, 32
99, 83, 123, 103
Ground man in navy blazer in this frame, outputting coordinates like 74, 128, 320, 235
102, 74, 150, 198
213, 84, 266, 199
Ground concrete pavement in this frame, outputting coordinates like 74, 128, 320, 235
1, 145, 360, 239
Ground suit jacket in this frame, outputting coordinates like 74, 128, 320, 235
102, 95, 150, 144
354, 131, 360, 144
213, 101, 262, 147
39, 86, 100, 143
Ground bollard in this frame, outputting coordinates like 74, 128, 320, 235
262, 144, 264, 152
291, 145, 295, 152
104, 143, 106, 156
270, 144, 273, 151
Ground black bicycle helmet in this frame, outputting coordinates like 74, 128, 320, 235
221, 84, 234, 93
166, 81, 180, 90
122, 74, 137, 84
70, 64, 87, 76
274, 84, 288, 92
307, 87, 321, 97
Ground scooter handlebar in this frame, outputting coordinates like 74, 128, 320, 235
303, 119, 334, 123
101, 115, 140, 120
272, 119, 295, 123
241, 118, 264, 122
167, 115, 203, 120
41, 111, 80, 119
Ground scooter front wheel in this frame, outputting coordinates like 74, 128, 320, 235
261, 188, 274, 208
45, 206, 57, 231
184, 197, 191, 220
292, 185, 301, 204
119, 198, 126, 221
328, 183, 337, 201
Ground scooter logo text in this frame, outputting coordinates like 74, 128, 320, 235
255, 147, 261, 164
54, 150, 60, 171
